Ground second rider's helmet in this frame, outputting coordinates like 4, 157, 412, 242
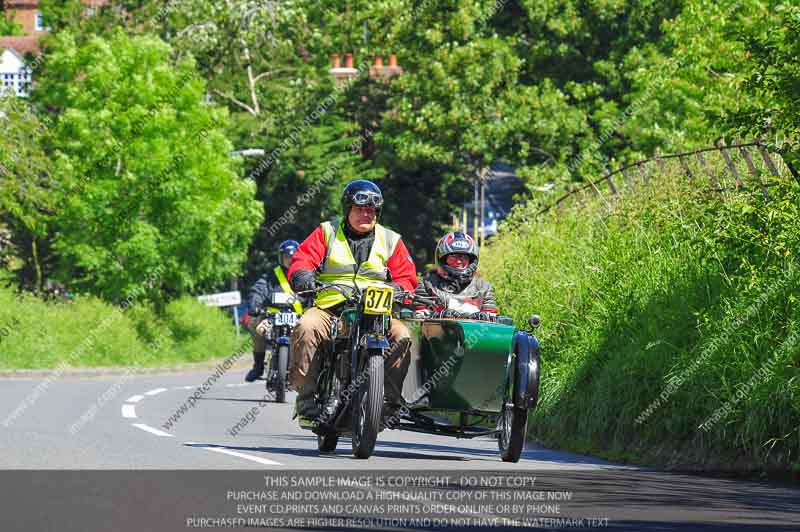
435, 231, 479, 282
278, 240, 299, 270
341, 179, 384, 219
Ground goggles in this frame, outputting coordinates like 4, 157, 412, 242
351, 191, 383, 208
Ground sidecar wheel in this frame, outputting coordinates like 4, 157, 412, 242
498, 404, 528, 463
352, 354, 383, 459
498, 341, 530, 463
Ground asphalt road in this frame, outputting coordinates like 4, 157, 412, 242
1, 368, 798, 532
0, 368, 616, 469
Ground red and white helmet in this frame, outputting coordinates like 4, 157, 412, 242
435, 232, 478, 282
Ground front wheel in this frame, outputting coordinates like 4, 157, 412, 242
352, 353, 384, 459
274, 345, 289, 404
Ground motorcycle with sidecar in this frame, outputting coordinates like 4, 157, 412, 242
298, 283, 541, 462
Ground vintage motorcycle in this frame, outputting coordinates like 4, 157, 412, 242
297, 281, 397, 459
254, 292, 300, 404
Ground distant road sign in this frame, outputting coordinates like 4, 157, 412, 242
197, 291, 241, 308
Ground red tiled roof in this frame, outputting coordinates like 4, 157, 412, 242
0, 36, 40, 55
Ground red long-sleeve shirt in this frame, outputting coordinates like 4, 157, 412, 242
288, 224, 418, 293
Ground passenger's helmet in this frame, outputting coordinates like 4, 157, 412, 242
278, 240, 299, 270
435, 231, 479, 282
341, 179, 383, 218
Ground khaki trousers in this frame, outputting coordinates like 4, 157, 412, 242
289, 306, 411, 401
249, 319, 268, 353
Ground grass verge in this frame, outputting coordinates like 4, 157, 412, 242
0, 284, 247, 369
483, 162, 800, 472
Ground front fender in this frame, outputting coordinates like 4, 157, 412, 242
364, 335, 391, 350
513, 332, 541, 409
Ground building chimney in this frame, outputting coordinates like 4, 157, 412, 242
389, 54, 397, 67
330, 52, 359, 88
374, 56, 384, 67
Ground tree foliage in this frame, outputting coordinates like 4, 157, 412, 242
10, 0, 799, 292
0, 96, 55, 288
0, 11, 23, 36
30, 31, 261, 303
730, 2, 800, 169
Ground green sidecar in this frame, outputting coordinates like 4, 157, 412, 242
395, 315, 541, 463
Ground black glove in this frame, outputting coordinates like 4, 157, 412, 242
391, 283, 408, 302
291, 269, 316, 292
433, 309, 464, 319
470, 312, 498, 322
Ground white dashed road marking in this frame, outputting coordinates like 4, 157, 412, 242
122, 384, 282, 466
185, 442, 282, 466
131, 423, 174, 437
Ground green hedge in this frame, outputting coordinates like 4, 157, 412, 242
483, 169, 800, 471
0, 287, 245, 369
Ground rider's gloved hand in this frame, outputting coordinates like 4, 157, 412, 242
433, 309, 463, 319
255, 319, 273, 337
391, 283, 407, 301
471, 312, 497, 322
291, 269, 316, 292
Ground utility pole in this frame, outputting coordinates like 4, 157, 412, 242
472, 177, 479, 242
478, 166, 488, 249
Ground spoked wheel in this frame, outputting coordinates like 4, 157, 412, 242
352, 353, 383, 459
274, 345, 289, 404
498, 402, 528, 463
317, 432, 339, 453
498, 343, 530, 463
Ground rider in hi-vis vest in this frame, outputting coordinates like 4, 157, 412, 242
244, 240, 304, 382
288, 180, 418, 421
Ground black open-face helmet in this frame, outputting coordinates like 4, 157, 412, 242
341, 179, 383, 219
278, 240, 299, 270
435, 231, 479, 283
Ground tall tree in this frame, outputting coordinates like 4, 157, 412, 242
731, 2, 800, 171
31, 30, 262, 303
622, 0, 772, 155
0, 96, 55, 290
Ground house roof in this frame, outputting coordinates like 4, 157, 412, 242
4, 0, 109, 6
4, 1, 40, 7
0, 36, 40, 55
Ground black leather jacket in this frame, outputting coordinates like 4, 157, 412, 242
247, 268, 293, 315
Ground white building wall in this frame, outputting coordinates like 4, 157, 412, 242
0, 49, 33, 97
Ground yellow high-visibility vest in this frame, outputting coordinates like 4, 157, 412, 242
315, 220, 400, 309
267, 266, 304, 314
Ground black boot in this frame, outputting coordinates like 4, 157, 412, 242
245, 352, 266, 382
294, 384, 320, 425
